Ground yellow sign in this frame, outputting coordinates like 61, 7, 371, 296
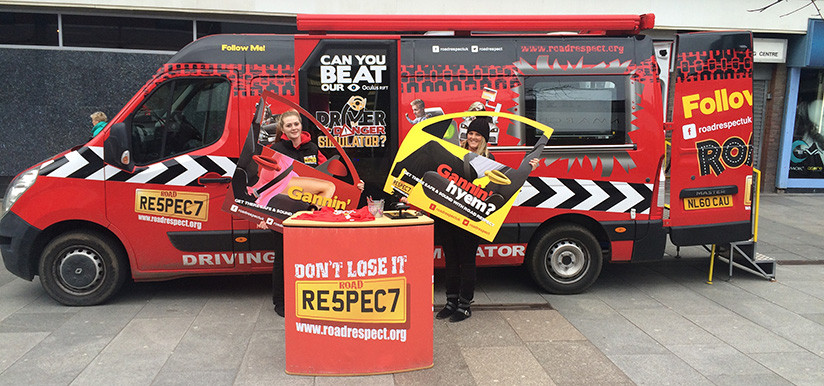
295, 277, 407, 323
684, 195, 733, 210
384, 111, 552, 242
135, 189, 209, 221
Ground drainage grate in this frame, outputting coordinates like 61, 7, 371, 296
777, 260, 824, 265
433, 303, 553, 311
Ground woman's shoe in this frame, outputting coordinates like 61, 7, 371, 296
449, 298, 472, 322
435, 296, 458, 319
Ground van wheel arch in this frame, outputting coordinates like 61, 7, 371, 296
525, 215, 607, 294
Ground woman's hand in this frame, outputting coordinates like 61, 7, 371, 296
529, 158, 541, 171
357, 180, 365, 191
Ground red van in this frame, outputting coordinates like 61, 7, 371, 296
1, 14, 756, 305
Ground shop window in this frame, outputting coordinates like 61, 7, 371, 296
0, 12, 58, 46
61, 14, 192, 50
789, 69, 824, 178
524, 75, 628, 145
130, 77, 230, 165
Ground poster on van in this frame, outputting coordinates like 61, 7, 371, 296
384, 111, 550, 241
301, 40, 398, 204
223, 92, 363, 231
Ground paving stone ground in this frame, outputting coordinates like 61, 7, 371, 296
1, 193, 823, 385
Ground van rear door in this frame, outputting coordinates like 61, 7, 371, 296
669, 32, 754, 246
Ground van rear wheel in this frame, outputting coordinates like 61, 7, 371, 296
38, 230, 128, 306
528, 224, 602, 294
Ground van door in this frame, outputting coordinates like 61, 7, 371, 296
669, 32, 754, 245
105, 70, 240, 276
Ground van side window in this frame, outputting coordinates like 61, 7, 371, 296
524, 75, 628, 145
130, 77, 230, 165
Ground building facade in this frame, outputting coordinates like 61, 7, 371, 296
778, 18, 824, 191
0, 1, 821, 192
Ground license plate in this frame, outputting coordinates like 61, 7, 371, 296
683, 195, 733, 210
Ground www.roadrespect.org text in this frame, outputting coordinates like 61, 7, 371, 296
137, 214, 202, 230
295, 322, 407, 342
521, 44, 625, 55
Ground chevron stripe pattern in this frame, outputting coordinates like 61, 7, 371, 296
515, 177, 653, 214
38, 146, 236, 187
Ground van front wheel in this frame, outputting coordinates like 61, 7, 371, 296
38, 231, 128, 306
528, 224, 602, 294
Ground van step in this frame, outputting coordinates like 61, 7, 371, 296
717, 241, 775, 280
754, 252, 773, 262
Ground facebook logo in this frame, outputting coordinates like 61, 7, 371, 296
682, 123, 697, 140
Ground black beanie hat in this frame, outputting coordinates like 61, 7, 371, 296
467, 117, 490, 143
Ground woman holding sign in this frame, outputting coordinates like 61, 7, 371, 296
434, 117, 540, 322
434, 117, 490, 322
427, 118, 514, 321
266, 109, 364, 316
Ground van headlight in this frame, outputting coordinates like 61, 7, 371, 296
2, 168, 38, 218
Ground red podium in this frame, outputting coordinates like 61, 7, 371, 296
282, 211, 434, 375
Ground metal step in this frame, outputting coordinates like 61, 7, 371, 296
754, 252, 773, 262
717, 241, 775, 280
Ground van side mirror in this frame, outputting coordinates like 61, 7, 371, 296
104, 122, 135, 173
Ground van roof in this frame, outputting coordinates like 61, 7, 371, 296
168, 34, 295, 66
297, 14, 655, 36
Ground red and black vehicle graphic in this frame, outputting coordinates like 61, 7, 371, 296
669, 31, 755, 245
0, 14, 755, 306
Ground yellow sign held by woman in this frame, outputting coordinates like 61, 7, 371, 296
384, 111, 552, 241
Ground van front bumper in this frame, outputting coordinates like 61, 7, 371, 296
0, 211, 41, 281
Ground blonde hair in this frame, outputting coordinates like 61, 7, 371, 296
90, 111, 107, 125
468, 101, 484, 112
274, 109, 301, 142
461, 135, 490, 157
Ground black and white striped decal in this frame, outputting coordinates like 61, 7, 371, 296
38, 146, 236, 186
515, 177, 653, 214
